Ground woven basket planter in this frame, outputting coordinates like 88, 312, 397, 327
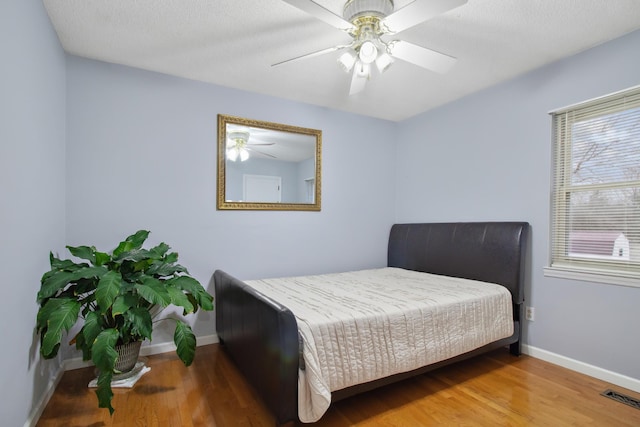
115, 341, 142, 373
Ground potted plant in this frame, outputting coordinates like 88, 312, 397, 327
36, 230, 214, 414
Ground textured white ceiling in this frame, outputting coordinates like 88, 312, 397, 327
43, 0, 640, 121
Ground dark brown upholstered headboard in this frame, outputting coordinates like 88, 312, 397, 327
388, 222, 529, 304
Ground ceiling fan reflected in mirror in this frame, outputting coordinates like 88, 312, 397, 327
226, 130, 276, 162
275, 0, 467, 95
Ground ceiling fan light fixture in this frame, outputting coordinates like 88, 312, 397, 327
375, 50, 393, 73
338, 49, 357, 72
227, 147, 250, 162
227, 130, 251, 162
278, 0, 465, 96
358, 40, 378, 64
226, 148, 239, 162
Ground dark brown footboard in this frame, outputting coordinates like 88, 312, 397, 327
214, 270, 299, 425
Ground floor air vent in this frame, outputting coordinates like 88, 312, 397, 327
601, 389, 640, 410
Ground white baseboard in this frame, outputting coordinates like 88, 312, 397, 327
522, 344, 640, 393
27, 334, 220, 427
23, 365, 66, 427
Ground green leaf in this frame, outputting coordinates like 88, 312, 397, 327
167, 276, 213, 311
126, 307, 153, 341
134, 278, 171, 307
148, 242, 170, 259
72, 266, 109, 280
112, 240, 134, 258
49, 252, 82, 270
95, 271, 122, 313
93, 330, 118, 416
113, 230, 150, 257
92, 329, 119, 373
95, 370, 114, 415
112, 294, 138, 316
38, 266, 107, 302
146, 260, 187, 277
37, 271, 75, 302
166, 285, 195, 314
186, 293, 199, 315
67, 245, 96, 264
164, 252, 179, 264
38, 298, 81, 358
174, 322, 196, 366
74, 331, 91, 361
169, 275, 200, 293
94, 251, 111, 266
81, 311, 103, 353
127, 230, 150, 248
113, 248, 152, 263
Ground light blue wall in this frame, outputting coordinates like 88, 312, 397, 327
65, 56, 397, 345
0, 1, 67, 426
396, 29, 640, 379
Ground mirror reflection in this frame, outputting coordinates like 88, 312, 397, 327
217, 114, 321, 211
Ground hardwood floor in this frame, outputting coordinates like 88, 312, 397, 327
37, 344, 640, 426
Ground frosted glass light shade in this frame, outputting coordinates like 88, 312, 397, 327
358, 41, 377, 64
338, 50, 356, 72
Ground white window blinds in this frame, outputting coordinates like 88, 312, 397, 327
550, 86, 640, 282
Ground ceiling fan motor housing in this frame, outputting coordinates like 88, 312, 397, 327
343, 0, 394, 22
228, 131, 249, 144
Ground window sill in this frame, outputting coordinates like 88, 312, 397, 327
543, 266, 640, 288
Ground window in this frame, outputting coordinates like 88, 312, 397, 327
546, 86, 640, 287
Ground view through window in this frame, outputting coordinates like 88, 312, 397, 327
548, 86, 640, 285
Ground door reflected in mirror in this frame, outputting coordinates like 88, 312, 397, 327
217, 114, 321, 211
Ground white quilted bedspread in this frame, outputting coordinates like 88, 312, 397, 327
245, 267, 513, 423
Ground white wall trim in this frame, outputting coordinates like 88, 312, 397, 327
26, 334, 219, 426
523, 344, 640, 393
23, 365, 66, 427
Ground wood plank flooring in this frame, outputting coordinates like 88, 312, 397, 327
36, 344, 640, 426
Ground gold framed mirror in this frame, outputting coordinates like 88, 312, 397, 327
217, 114, 322, 211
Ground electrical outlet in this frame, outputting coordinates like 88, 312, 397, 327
525, 306, 535, 321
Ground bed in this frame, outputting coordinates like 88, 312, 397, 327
214, 222, 529, 425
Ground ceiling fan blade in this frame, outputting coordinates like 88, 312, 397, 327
280, 0, 355, 32
248, 142, 276, 146
382, 0, 467, 34
272, 45, 347, 67
349, 63, 370, 95
247, 147, 277, 159
389, 40, 456, 74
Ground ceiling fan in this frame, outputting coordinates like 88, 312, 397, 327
275, 0, 467, 95
226, 130, 276, 162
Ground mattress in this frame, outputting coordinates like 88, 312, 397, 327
245, 267, 513, 422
